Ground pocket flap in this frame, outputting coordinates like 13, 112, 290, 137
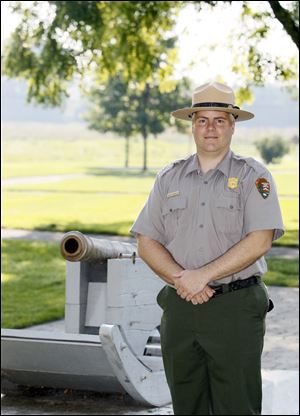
216, 197, 241, 211
162, 196, 187, 215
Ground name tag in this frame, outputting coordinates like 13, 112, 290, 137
167, 191, 180, 198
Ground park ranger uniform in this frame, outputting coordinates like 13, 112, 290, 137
130, 149, 284, 415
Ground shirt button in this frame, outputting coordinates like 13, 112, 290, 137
229, 205, 234, 209
201, 202, 206, 206
204, 181, 208, 184
199, 224, 204, 228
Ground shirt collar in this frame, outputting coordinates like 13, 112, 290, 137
184, 150, 233, 178
215, 150, 233, 178
184, 154, 201, 176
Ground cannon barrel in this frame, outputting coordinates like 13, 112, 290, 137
60, 231, 137, 262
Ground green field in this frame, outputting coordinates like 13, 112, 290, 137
2, 123, 299, 246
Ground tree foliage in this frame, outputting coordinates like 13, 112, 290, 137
84, 76, 191, 170
1, 1, 298, 107
2, 1, 181, 106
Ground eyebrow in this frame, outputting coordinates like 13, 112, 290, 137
195, 116, 228, 120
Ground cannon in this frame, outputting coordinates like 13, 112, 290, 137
1, 231, 171, 406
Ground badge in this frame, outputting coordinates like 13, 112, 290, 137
255, 177, 270, 199
228, 177, 239, 189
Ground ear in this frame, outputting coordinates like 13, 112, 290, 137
231, 121, 235, 135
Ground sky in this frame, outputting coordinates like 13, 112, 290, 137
1, 0, 298, 88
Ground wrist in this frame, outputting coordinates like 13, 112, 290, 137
197, 266, 213, 285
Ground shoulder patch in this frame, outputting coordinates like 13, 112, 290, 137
255, 177, 270, 199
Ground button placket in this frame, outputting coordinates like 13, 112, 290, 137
198, 178, 207, 230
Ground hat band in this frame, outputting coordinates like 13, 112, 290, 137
192, 102, 240, 110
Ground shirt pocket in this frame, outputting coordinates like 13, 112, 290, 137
214, 195, 242, 234
162, 196, 187, 241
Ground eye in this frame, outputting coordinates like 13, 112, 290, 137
216, 119, 225, 124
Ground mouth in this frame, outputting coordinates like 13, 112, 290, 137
204, 136, 218, 139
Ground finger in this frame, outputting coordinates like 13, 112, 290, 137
192, 295, 203, 305
206, 288, 215, 297
201, 294, 209, 302
176, 288, 185, 297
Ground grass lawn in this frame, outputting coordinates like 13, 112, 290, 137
1, 240, 65, 329
1, 240, 298, 329
263, 257, 299, 288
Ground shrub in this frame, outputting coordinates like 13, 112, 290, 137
255, 136, 290, 164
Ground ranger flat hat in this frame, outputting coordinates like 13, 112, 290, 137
171, 81, 254, 122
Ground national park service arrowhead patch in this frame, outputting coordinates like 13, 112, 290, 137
255, 177, 270, 199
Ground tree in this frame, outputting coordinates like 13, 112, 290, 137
2, 1, 298, 107
84, 76, 191, 171
255, 136, 290, 164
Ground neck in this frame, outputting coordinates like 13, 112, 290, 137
197, 149, 230, 174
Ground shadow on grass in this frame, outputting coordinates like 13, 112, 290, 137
33, 220, 135, 237
84, 167, 157, 178
6, 188, 149, 195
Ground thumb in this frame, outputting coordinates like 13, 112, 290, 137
173, 271, 183, 278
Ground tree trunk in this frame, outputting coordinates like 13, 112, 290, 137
125, 136, 129, 168
143, 134, 148, 172
141, 84, 150, 172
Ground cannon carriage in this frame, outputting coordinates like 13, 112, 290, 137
1, 231, 171, 406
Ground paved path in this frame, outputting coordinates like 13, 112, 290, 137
2, 174, 87, 186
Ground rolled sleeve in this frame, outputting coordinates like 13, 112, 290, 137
243, 170, 284, 241
130, 176, 166, 244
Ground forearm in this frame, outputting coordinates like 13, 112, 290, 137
173, 230, 274, 302
200, 230, 273, 283
136, 234, 184, 285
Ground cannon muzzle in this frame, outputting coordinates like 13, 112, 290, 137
60, 231, 137, 262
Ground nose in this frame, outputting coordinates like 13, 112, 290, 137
207, 120, 216, 129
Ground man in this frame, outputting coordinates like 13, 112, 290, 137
130, 81, 284, 415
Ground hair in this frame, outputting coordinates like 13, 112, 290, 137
191, 112, 236, 125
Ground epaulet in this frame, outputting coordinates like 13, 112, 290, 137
158, 156, 191, 178
233, 154, 267, 175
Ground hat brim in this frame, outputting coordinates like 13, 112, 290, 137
171, 107, 254, 122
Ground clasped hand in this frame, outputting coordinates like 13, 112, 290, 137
173, 269, 215, 305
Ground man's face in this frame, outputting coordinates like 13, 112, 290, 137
192, 110, 235, 155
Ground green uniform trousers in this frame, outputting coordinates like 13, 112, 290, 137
157, 281, 269, 415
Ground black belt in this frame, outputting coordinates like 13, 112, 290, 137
210, 275, 274, 312
211, 276, 260, 297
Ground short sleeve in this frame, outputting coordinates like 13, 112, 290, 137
130, 175, 166, 245
243, 170, 284, 241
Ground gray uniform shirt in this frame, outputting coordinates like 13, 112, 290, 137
130, 150, 284, 286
